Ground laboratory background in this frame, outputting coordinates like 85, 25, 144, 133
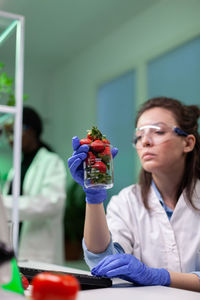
0, 0, 200, 269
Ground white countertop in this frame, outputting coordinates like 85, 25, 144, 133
18, 260, 200, 300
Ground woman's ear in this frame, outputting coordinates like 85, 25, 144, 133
183, 134, 196, 153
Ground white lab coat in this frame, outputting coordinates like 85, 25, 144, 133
106, 181, 200, 273
2, 147, 67, 265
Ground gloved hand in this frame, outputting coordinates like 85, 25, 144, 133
91, 254, 171, 286
68, 136, 89, 187
68, 136, 118, 204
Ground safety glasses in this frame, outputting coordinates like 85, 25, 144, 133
132, 123, 188, 149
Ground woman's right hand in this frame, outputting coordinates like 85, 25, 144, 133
68, 136, 118, 204
68, 136, 107, 204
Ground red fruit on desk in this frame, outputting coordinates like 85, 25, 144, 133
31, 272, 80, 300
20, 273, 29, 290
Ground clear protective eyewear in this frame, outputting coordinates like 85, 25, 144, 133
132, 123, 188, 149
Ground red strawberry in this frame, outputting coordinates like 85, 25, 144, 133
86, 151, 96, 165
80, 138, 92, 145
93, 161, 107, 173
102, 138, 110, 145
98, 146, 111, 164
100, 146, 111, 156
20, 273, 29, 290
90, 140, 105, 152
87, 133, 93, 140
87, 126, 103, 141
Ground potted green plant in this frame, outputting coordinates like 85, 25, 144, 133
0, 61, 27, 106
0, 62, 15, 106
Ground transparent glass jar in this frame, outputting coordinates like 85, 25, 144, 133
84, 143, 113, 189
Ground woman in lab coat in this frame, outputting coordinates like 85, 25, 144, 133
68, 97, 200, 291
3, 107, 67, 265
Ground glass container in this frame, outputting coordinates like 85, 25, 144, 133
84, 143, 113, 189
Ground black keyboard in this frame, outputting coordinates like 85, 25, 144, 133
19, 266, 112, 290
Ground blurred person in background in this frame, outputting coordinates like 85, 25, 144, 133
2, 106, 67, 264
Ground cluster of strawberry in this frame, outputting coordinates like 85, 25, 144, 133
80, 126, 112, 186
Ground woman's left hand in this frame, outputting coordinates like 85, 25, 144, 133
91, 253, 170, 286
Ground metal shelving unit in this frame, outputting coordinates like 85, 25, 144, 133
0, 10, 24, 256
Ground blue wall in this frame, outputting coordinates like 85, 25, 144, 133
97, 71, 136, 204
147, 36, 200, 105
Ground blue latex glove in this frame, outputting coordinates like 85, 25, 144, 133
68, 136, 89, 186
68, 136, 118, 204
91, 254, 171, 286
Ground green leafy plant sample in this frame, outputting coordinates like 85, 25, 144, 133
0, 62, 28, 105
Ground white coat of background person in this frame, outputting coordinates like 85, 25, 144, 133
2, 107, 67, 265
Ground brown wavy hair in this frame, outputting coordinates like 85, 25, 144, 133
135, 97, 200, 210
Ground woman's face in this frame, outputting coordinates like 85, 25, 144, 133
136, 107, 190, 175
